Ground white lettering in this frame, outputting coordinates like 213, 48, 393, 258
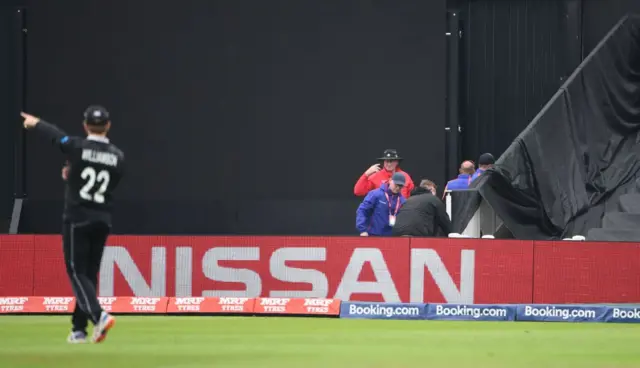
219, 297, 249, 305
98, 297, 117, 305
410, 249, 475, 304
304, 299, 332, 307
177, 305, 200, 312
523, 306, 597, 320
348, 303, 420, 317
82, 149, 118, 167
269, 248, 328, 298
613, 308, 640, 319
0, 297, 28, 305
100, 246, 166, 296
263, 306, 286, 313
221, 305, 245, 312
260, 298, 290, 306
1, 305, 24, 312
175, 247, 193, 297
43, 297, 73, 305
174, 297, 204, 305
45, 305, 70, 311
334, 248, 399, 302
95, 245, 480, 302
133, 305, 156, 312
201, 247, 261, 297
131, 297, 160, 305
434, 304, 507, 318
306, 306, 329, 313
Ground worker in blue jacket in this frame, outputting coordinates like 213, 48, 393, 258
356, 172, 407, 236
444, 160, 475, 193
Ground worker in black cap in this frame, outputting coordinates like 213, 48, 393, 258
354, 149, 415, 198
471, 153, 495, 182
21, 105, 125, 344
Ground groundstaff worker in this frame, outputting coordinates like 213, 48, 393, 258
356, 172, 407, 236
392, 179, 452, 237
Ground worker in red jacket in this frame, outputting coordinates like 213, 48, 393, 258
354, 149, 415, 198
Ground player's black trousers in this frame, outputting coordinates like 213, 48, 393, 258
62, 221, 110, 333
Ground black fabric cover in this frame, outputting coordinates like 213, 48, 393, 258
449, 189, 482, 233
587, 228, 640, 242
619, 193, 640, 213
472, 15, 640, 240
393, 187, 452, 237
602, 212, 640, 229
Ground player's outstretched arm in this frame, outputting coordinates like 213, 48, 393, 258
21, 112, 74, 153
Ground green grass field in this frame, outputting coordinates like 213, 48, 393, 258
0, 316, 639, 368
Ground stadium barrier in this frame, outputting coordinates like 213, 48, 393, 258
0, 235, 639, 305
1, 297, 639, 324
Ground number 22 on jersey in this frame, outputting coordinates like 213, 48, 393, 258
79, 167, 110, 203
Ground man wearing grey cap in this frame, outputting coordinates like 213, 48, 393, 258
356, 172, 407, 236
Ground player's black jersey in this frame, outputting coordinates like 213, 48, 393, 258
34, 120, 125, 225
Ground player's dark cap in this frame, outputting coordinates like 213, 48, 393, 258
478, 153, 495, 165
83, 105, 110, 125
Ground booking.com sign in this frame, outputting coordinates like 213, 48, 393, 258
340, 302, 516, 321
340, 302, 640, 323
516, 305, 608, 322
604, 307, 640, 323
425, 304, 516, 321
340, 302, 425, 320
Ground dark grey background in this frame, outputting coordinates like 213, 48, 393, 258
3, 0, 640, 235
13, 0, 448, 234
582, 0, 640, 54
0, 5, 23, 231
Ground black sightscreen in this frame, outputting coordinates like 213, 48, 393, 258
21, 0, 447, 235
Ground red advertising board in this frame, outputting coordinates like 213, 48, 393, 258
0, 297, 74, 314
0, 236, 36, 297
0, 296, 171, 314
164, 297, 340, 315
0, 235, 639, 304
409, 238, 533, 304
166, 297, 254, 314
533, 241, 640, 303
253, 297, 341, 315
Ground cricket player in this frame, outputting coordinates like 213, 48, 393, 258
21, 106, 125, 343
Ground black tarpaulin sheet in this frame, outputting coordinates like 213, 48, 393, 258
602, 212, 640, 229
449, 189, 482, 233
619, 193, 640, 212
587, 228, 640, 242
472, 15, 640, 240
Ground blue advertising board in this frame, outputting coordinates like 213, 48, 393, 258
425, 304, 516, 321
515, 304, 608, 322
340, 302, 426, 320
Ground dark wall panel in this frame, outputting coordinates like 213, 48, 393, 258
457, 0, 582, 166
22, 0, 447, 234
582, 0, 640, 56
0, 6, 23, 231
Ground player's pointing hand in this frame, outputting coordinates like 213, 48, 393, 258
21, 112, 40, 129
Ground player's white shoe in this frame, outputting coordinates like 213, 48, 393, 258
92, 312, 116, 343
67, 331, 88, 344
